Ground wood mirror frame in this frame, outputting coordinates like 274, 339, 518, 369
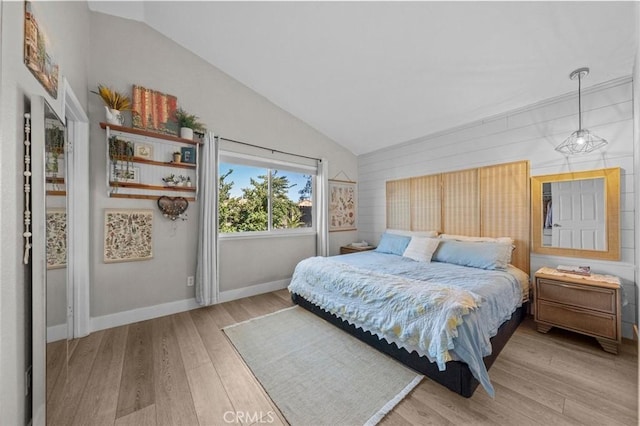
531, 167, 620, 260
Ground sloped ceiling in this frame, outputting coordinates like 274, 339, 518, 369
89, 1, 637, 155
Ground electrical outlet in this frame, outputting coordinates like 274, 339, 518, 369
187, 276, 195, 287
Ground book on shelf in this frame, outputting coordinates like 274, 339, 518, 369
556, 265, 591, 276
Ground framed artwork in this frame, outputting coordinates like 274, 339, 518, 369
181, 146, 196, 164
104, 209, 153, 263
23, 1, 59, 99
110, 164, 140, 183
329, 180, 357, 232
46, 209, 66, 269
134, 143, 153, 160
131, 85, 178, 136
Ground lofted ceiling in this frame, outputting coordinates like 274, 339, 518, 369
88, 1, 637, 155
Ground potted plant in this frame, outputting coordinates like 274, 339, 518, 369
93, 84, 131, 126
173, 107, 205, 140
45, 126, 65, 175
162, 174, 178, 186
172, 151, 182, 163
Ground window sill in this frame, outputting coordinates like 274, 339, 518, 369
219, 230, 316, 241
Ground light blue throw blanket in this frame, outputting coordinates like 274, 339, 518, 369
288, 252, 524, 397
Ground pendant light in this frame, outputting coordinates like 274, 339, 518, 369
555, 67, 607, 155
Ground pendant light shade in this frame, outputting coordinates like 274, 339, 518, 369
555, 67, 607, 155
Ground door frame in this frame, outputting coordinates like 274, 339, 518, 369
62, 78, 90, 338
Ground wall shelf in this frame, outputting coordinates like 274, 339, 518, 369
46, 177, 65, 184
110, 193, 196, 202
109, 182, 196, 192
102, 123, 200, 201
100, 122, 202, 146
46, 190, 66, 196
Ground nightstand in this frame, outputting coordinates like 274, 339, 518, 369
340, 245, 376, 255
534, 267, 622, 354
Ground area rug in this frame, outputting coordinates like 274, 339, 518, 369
223, 306, 423, 425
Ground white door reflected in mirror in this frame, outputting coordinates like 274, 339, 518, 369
542, 177, 606, 250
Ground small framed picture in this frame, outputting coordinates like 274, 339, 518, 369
181, 147, 196, 164
111, 164, 140, 183
134, 143, 153, 160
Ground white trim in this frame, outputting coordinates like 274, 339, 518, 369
46, 324, 68, 343
90, 298, 200, 332
218, 279, 290, 303
220, 150, 318, 172
219, 229, 315, 240
63, 78, 91, 338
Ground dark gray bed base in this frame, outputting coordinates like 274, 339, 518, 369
291, 293, 526, 398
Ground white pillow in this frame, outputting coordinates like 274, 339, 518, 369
403, 237, 441, 262
387, 229, 439, 238
439, 233, 514, 246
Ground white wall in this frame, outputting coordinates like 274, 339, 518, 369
358, 78, 636, 338
633, 2, 640, 338
88, 12, 357, 321
0, 1, 90, 424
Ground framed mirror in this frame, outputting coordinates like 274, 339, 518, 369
531, 168, 620, 260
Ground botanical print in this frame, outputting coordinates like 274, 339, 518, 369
24, 1, 59, 98
104, 209, 153, 263
329, 180, 357, 232
134, 143, 153, 160
46, 209, 66, 269
111, 164, 140, 183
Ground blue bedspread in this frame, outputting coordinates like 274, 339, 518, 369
288, 251, 524, 397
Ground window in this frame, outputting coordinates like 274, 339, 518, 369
218, 153, 315, 234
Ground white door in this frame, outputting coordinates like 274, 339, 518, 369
551, 177, 605, 250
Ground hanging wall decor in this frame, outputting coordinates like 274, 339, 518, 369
104, 209, 153, 263
131, 85, 178, 136
46, 209, 67, 269
329, 179, 357, 232
23, 1, 59, 99
157, 196, 189, 221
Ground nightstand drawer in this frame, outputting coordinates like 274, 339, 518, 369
537, 300, 617, 339
537, 278, 616, 314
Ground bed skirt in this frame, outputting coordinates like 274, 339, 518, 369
291, 292, 526, 398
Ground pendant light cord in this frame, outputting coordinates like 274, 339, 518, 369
578, 73, 582, 131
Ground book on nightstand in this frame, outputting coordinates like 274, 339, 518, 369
556, 265, 591, 276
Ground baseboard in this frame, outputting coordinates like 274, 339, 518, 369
46, 323, 67, 343
90, 298, 200, 332
218, 278, 290, 303
88, 280, 290, 333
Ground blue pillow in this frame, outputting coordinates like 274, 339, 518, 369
375, 233, 411, 256
432, 240, 512, 270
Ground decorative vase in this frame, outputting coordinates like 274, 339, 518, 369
105, 107, 124, 126
180, 127, 194, 140
172, 153, 182, 163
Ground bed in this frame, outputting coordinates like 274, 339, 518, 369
288, 238, 530, 398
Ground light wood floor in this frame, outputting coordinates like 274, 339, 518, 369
47, 289, 638, 425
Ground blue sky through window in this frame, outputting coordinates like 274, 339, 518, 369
219, 162, 310, 201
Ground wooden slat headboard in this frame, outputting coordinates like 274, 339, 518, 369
386, 160, 530, 274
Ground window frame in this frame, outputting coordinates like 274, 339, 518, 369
218, 151, 317, 238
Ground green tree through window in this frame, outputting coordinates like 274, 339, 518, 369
218, 164, 313, 233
